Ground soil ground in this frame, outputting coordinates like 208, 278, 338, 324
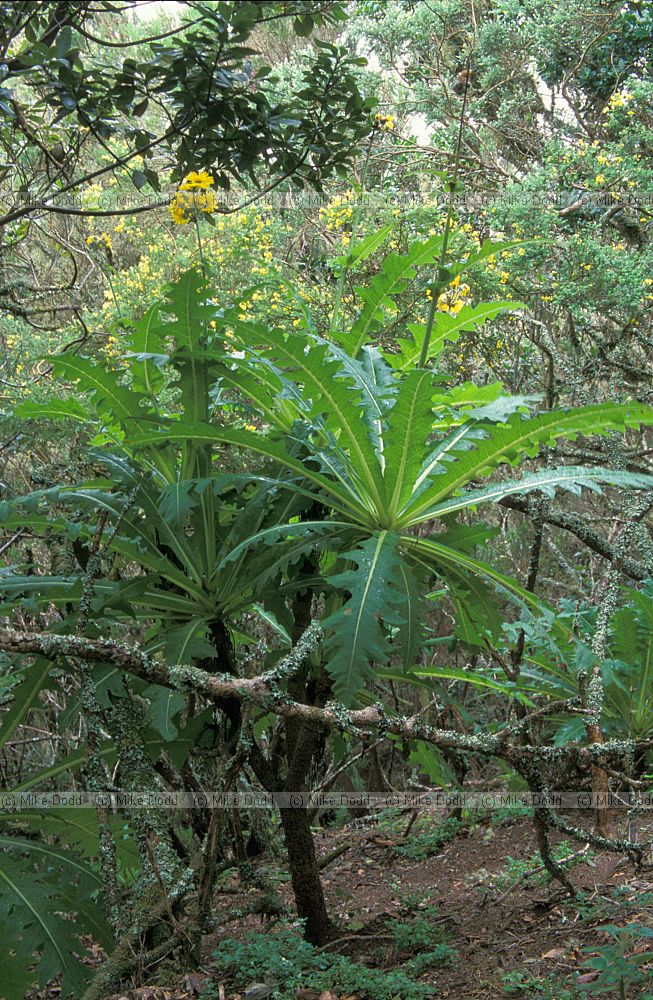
102, 811, 653, 1000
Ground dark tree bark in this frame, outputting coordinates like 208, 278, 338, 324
279, 804, 332, 944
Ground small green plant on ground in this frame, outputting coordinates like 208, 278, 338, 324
393, 817, 462, 860
500, 920, 653, 998
488, 805, 535, 828
208, 924, 439, 999
471, 841, 594, 892
575, 923, 653, 997
404, 947, 458, 975
385, 895, 457, 966
500, 970, 579, 997
569, 886, 653, 924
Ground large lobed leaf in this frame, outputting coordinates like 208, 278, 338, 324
403, 401, 653, 523
322, 530, 420, 704
0, 840, 112, 999
386, 300, 525, 371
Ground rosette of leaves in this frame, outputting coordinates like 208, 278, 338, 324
116, 237, 653, 705
6, 241, 653, 714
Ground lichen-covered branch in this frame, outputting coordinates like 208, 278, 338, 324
1, 625, 650, 766
499, 496, 651, 581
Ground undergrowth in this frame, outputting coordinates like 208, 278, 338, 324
207, 922, 449, 999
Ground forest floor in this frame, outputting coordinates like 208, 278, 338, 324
100, 809, 653, 1000
304, 813, 653, 998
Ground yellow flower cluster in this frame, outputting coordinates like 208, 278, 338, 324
426, 274, 472, 315
232, 209, 274, 271
596, 152, 623, 167
319, 190, 354, 244
602, 90, 633, 114
86, 232, 112, 250
169, 170, 217, 225
374, 113, 395, 132
105, 334, 120, 358
427, 215, 484, 249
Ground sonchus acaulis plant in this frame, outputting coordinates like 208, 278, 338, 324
3, 237, 653, 991
115, 233, 653, 706
8, 268, 326, 706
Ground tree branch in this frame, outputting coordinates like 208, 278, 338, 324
499, 496, 650, 581
1, 625, 650, 765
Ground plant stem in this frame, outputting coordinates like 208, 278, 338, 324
418, 56, 471, 369
330, 135, 375, 334
194, 212, 207, 276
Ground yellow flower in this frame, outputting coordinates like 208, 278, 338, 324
86, 233, 112, 250
170, 198, 190, 225
374, 113, 395, 132
179, 170, 215, 190
605, 90, 633, 113
435, 277, 471, 314
169, 186, 217, 225
595, 173, 606, 185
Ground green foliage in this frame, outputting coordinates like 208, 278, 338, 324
404, 947, 458, 975
9, 236, 653, 716
472, 841, 593, 893
129, 255, 653, 700
385, 901, 456, 964
538, 1, 653, 99
5, 7, 653, 998
0, 670, 116, 998
209, 924, 438, 1000
0, 659, 141, 998
500, 970, 577, 998
0, 2, 371, 194
3, 215, 653, 995
504, 582, 653, 743
576, 924, 653, 997
322, 531, 411, 700
393, 817, 461, 860
0, 846, 111, 999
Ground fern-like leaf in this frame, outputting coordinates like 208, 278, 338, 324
403, 402, 653, 523
322, 530, 409, 704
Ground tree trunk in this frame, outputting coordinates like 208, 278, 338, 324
279, 804, 332, 944
248, 539, 333, 944
586, 720, 614, 837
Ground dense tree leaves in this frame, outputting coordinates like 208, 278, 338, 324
0, 1, 373, 207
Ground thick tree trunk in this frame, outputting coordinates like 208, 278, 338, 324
247, 555, 333, 946
249, 739, 333, 946
279, 805, 332, 944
